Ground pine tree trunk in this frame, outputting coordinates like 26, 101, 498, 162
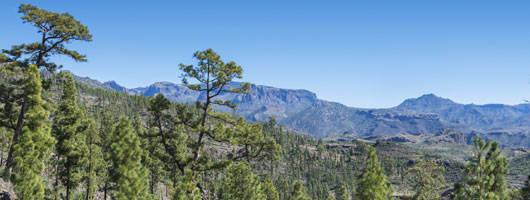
0, 139, 5, 166
150, 165, 154, 194
103, 181, 108, 200
55, 155, 59, 200
66, 164, 71, 200
85, 162, 92, 200
85, 176, 90, 200
6, 100, 26, 172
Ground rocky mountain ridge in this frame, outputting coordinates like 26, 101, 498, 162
72, 73, 530, 147
74, 74, 319, 122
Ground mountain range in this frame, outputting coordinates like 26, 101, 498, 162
72, 73, 530, 146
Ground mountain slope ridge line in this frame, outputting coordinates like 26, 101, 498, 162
71, 72, 530, 142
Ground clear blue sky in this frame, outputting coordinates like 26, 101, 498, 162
2, 0, 530, 108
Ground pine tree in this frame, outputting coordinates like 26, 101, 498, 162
147, 94, 191, 189
408, 161, 446, 200
178, 49, 280, 169
52, 71, 89, 199
323, 184, 332, 200
0, 127, 12, 165
290, 180, 311, 200
408, 161, 445, 200
1, 3, 92, 72
335, 181, 351, 200
133, 114, 163, 195
99, 111, 114, 200
1, 3, 92, 173
220, 162, 264, 200
83, 116, 105, 200
11, 65, 56, 199
356, 146, 390, 200
172, 169, 201, 200
145, 49, 281, 196
261, 177, 279, 200
455, 137, 509, 200
109, 117, 151, 200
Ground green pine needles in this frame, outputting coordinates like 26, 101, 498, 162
52, 72, 90, 199
109, 117, 152, 200
290, 180, 311, 200
408, 161, 446, 200
356, 146, 391, 200
11, 65, 56, 200
455, 137, 509, 200
221, 162, 264, 200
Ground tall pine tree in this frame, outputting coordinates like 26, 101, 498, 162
172, 169, 201, 200
335, 181, 351, 200
176, 49, 280, 196
290, 180, 311, 200
1, 3, 92, 72
356, 146, 390, 200
261, 177, 279, 200
135, 114, 163, 196
220, 162, 264, 200
11, 65, 56, 199
147, 94, 191, 188
99, 111, 114, 200
109, 117, 151, 200
408, 161, 445, 200
1, 3, 92, 174
455, 137, 509, 200
82, 116, 105, 200
52, 71, 89, 199
150, 49, 282, 197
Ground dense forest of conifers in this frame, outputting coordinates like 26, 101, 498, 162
1, 3, 530, 200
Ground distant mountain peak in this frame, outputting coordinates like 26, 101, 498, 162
419, 93, 439, 98
416, 93, 449, 101
397, 94, 456, 109
103, 80, 128, 92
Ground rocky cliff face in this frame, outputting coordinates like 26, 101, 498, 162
118, 81, 319, 122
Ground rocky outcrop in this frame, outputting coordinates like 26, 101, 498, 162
0, 178, 16, 200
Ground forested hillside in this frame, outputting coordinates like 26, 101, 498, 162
1, 3, 530, 200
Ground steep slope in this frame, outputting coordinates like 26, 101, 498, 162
97, 80, 319, 122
